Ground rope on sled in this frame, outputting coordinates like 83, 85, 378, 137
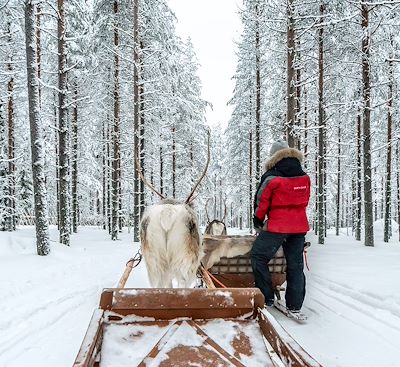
200, 264, 228, 289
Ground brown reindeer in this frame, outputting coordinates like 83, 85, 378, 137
138, 131, 210, 288
204, 198, 227, 236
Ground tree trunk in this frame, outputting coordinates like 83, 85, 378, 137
303, 88, 308, 169
111, 0, 120, 240
139, 78, 145, 219
324, 122, 327, 237
54, 94, 60, 228
36, 2, 42, 105
397, 141, 400, 241
24, 0, 50, 255
249, 128, 253, 232
133, 0, 140, 241
361, 4, 374, 246
341, 191, 345, 229
317, 1, 325, 245
96, 190, 101, 216
351, 173, 356, 234
336, 124, 341, 235
172, 126, 176, 198
355, 112, 362, 240
382, 179, 385, 222
314, 135, 318, 234
118, 155, 122, 231
255, 3, 261, 180
373, 170, 378, 221
159, 141, 164, 195
107, 118, 111, 233
286, 0, 295, 147
6, 21, 15, 231
295, 39, 301, 150
57, 0, 70, 245
102, 117, 107, 229
384, 37, 394, 243
0, 98, 6, 231
71, 83, 78, 233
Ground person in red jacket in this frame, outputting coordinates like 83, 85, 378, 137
251, 139, 310, 311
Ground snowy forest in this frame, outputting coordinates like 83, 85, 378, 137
0, 0, 400, 255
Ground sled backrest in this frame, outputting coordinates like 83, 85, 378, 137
99, 287, 264, 319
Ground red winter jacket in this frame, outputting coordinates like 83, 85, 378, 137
254, 148, 310, 233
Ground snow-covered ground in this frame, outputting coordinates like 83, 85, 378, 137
0, 223, 399, 367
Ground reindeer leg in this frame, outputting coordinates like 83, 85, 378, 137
159, 273, 173, 288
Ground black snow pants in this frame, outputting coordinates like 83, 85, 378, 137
250, 231, 306, 310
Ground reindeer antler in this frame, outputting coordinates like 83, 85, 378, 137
185, 129, 211, 204
134, 138, 165, 200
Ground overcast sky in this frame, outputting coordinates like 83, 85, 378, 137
168, 0, 243, 129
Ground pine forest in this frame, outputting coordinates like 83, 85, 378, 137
1, 0, 399, 254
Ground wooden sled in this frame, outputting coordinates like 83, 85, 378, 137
73, 236, 321, 367
74, 288, 321, 367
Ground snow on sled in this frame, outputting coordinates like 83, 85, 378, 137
73, 288, 322, 367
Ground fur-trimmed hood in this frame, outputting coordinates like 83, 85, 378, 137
264, 148, 304, 171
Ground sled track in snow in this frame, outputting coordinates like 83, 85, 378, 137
310, 274, 400, 322
308, 275, 400, 347
0, 287, 99, 362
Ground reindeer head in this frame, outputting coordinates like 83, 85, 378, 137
204, 197, 227, 236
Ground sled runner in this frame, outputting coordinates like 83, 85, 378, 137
74, 236, 320, 367
272, 300, 308, 322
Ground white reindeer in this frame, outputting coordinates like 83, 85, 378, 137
138, 132, 210, 288
204, 198, 227, 236
140, 199, 202, 287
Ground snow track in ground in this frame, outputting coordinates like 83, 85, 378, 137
0, 226, 140, 367
0, 288, 95, 366
273, 231, 400, 367
311, 273, 400, 320
309, 275, 400, 334
272, 278, 400, 367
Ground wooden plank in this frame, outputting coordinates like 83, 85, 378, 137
117, 259, 135, 288
257, 308, 323, 367
188, 320, 247, 367
107, 288, 263, 309
137, 321, 182, 367
99, 289, 113, 310
110, 307, 255, 319
98, 288, 264, 320
137, 319, 247, 367
73, 309, 104, 367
